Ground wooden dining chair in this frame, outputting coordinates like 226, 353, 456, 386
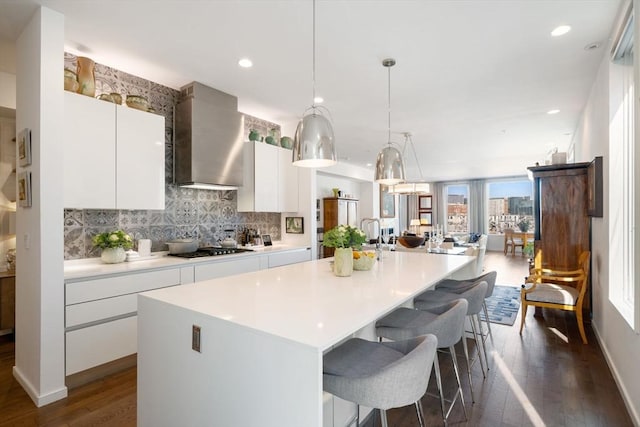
511, 232, 526, 256
503, 229, 515, 255
519, 251, 591, 344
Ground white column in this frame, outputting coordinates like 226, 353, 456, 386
13, 6, 66, 406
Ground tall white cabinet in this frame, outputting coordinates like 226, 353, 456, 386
237, 141, 299, 212
63, 92, 165, 210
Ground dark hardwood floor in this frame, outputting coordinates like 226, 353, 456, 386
0, 252, 633, 426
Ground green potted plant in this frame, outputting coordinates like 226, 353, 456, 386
93, 229, 133, 264
517, 218, 531, 232
523, 241, 534, 258
323, 225, 367, 276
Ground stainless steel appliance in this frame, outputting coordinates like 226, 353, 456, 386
167, 247, 253, 258
174, 82, 245, 189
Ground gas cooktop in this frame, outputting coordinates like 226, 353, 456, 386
168, 247, 254, 258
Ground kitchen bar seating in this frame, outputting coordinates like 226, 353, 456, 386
323, 335, 438, 427
435, 271, 498, 346
375, 299, 469, 425
414, 281, 489, 402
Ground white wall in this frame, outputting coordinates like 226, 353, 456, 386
0, 71, 16, 109
571, 3, 640, 422
13, 6, 67, 406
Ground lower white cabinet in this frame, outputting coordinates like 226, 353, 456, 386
64, 266, 186, 376
195, 256, 266, 282
268, 248, 312, 268
64, 250, 310, 376
66, 315, 137, 376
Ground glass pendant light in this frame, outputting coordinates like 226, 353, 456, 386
292, 0, 337, 168
389, 132, 431, 194
375, 58, 405, 185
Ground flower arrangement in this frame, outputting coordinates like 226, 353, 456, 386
323, 225, 367, 249
92, 230, 133, 250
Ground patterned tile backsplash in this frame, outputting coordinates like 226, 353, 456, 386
63, 53, 281, 259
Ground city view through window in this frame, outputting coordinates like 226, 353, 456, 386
446, 180, 534, 235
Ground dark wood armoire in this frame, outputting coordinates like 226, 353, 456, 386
322, 197, 358, 258
528, 162, 592, 312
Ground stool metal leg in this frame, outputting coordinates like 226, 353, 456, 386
474, 313, 490, 372
415, 400, 426, 427
380, 409, 388, 427
461, 335, 476, 403
482, 301, 494, 345
449, 345, 468, 421
432, 354, 447, 425
469, 315, 487, 377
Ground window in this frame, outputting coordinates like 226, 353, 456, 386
487, 180, 534, 234
445, 184, 469, 233
609, 6, 637, 329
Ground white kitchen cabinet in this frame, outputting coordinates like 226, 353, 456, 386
64, 266, 184, 375
194, 255, 266, 282
116, 104, 165, 209
279, 147, 299, 212
237, 141, 299, 212
64, 91, 115, 209
267, 248, 311, 268
63, 91, 165, 210
66, 315, 137, 375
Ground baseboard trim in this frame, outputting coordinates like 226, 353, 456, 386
592, 323, 640, 426
12, 365, 68, 407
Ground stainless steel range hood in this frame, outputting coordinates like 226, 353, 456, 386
174, 82, 244, 189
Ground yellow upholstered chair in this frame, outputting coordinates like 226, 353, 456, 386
519, 251, 591, 344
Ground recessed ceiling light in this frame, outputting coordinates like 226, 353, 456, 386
313, 96, 324, 104
238, 58, 253, 68
366, 163, 373, 167
547, 109, 560, 115
551, 25, 571, 37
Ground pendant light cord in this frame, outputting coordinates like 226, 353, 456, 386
312, 0, 316, 107
387, 62, 391, 145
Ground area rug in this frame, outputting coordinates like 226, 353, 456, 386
479, 285, 521, 326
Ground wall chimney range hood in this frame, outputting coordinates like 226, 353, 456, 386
174, 82, 244, 190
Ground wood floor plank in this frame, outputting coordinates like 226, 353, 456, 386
0, 252, 634, 426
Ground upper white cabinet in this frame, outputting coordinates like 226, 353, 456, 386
237, 141, 299, 212
64, 92, 165, 210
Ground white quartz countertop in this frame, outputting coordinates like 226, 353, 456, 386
64, 244, 309, 281
139, 251, 474, 351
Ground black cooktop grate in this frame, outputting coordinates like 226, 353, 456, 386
168, 247, 254, 258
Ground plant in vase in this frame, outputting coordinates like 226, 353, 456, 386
93, 229, 133, 264
323, 225, 369, 276
517, 218, 531, 232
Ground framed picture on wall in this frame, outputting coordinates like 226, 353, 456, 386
419, 195, 432, 210
285, 217, 304, 234
18, 171, 32, 208
18, 128, 31, 167
380, 185, 395, 218
587, 156, 603, 217
419, 211, 432, 225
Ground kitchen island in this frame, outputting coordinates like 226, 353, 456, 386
137, 251, 475, 427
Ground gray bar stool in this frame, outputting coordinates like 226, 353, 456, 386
435, 271, 497, 347
323, 335, 438, 427
375, 299, 469, 425
414, 281, 488, 403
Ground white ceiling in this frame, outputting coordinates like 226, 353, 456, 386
0, 0, 622, 182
